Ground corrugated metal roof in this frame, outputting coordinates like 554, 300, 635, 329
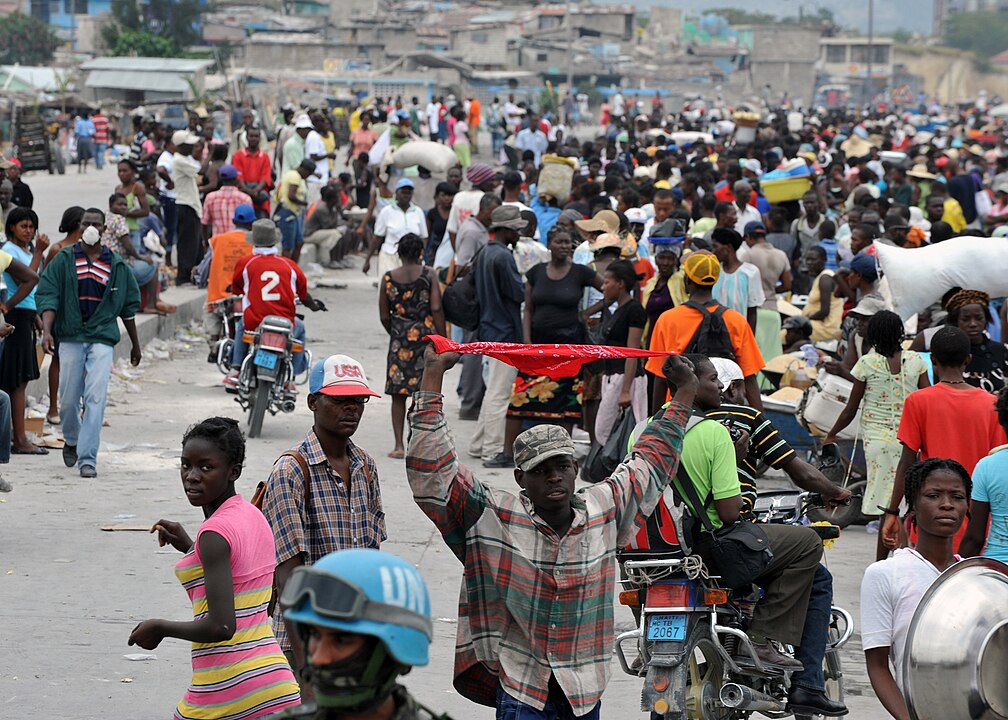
84, 70, 192, 93
81, 57, 213, 72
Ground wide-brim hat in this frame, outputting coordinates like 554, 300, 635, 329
907, 163, 936, 180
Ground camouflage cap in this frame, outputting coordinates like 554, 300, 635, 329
512, 424, 575, 472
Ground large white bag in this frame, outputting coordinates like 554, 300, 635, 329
874, 238, 1008, 320
389, 140, 458, 172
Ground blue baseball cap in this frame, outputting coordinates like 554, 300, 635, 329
218, 164, 239, 180
232, 203, 255, 225
743, 220, 766, 236
841, 252, 879, 281
395, 178, 415, 190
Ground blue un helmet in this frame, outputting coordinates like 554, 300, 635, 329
282, 548, 433, 667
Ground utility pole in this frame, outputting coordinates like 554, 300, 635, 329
865, 0, 874, 108
566, 3, 575, 94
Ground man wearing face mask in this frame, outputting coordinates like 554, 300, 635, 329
267, 548, 453, 719
37, 208, 142, 478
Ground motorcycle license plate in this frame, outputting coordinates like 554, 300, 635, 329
254, 350, 278, 369
647, 614, 687, 641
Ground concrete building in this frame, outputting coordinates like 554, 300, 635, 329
819, 36, 894, 100
736, 25, 821, 104
81, 57, 214, 104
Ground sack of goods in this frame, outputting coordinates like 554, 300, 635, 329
389, 140, 459, 173
874, 237, 1008, 320
537, 154, 577, 204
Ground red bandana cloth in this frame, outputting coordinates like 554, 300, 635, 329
427, 334, 673, 378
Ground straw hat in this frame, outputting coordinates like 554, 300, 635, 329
907, 163, 936, 180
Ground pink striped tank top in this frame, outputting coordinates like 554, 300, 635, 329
174, 495, 300, 719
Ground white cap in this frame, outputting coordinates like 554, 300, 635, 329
294, 114, 313, 129
743, 158, 762, 176
171, 130, 198, 146
309, 354, 380, 397
709, 357, 743, 392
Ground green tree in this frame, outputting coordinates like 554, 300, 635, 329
943, 11, 1008, 59
111, 30, 179, 57
708, 8, 777, 25
102, 0, 205, 56
0, 13, 60, 65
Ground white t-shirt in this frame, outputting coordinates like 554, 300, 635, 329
712, 262, 765, 316
374, 203, 427, 256
156, 151, 176, 199
860, 548, 959, 693
734, 204, 763, 235
446, 189, 484, 237
303, 130, 328, 184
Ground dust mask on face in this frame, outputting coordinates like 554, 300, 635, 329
81, 226, 101, 246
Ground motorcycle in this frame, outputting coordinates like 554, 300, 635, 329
208, 293, 243, 375
615, 492, 853, 719
234, 314, 311, 439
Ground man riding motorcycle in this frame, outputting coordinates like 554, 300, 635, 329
628, 354, 848, 718
267, 548, 453, 720
224, 218, 326, 391
705, 357, 850, 717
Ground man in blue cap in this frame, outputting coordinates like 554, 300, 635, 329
201, 163, 253, 241
364, 177, 428, 277
268, 548, 452, 719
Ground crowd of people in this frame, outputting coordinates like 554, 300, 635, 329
9, 87, 1008, 720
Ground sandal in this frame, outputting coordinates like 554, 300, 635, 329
47, 413, 61, 425
387, 449, 405, 459
11, 445, 49, 455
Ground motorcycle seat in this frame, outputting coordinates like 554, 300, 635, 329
260, 315, 294, 332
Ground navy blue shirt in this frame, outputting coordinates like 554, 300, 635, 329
473, 241, 524, 343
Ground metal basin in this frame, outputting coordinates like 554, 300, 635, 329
904, 557, 1008, 720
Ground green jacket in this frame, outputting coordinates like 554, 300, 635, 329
35, 244, 141, 347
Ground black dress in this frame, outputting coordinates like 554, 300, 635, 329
507, 262, 596, 422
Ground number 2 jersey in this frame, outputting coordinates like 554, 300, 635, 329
231, 250, 308, 332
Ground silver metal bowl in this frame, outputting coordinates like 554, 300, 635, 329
904, 557, 1008, 720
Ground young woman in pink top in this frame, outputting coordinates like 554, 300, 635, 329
128, 417, 300, 719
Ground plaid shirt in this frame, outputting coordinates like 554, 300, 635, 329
262, 430, 386, 650
405, 391, 690, 714
200, 185, 253, 236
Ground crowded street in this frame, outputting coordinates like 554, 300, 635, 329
0, 166, 889, 720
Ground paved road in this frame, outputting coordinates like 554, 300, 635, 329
1, 169, 890, 719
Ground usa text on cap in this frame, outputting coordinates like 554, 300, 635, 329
309, 355, 380, 397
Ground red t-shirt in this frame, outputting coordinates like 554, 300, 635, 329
232, 148, 273, 211
232, 253, 307, 331
898, 382, 1006, 548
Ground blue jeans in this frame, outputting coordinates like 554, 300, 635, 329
275, 205, 304, 251
0, 388, 11, 464
230, 317, 307, 375
95, 142, 107, 169
496, 685, 600, 720
792, 563, 832, 692
58, 342, 114, 469
160, 194, 177, 252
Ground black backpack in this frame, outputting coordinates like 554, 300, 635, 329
682, 300, 737, 361
442, 248, 484, 332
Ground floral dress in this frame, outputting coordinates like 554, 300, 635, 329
383, 270, 435, 395
851, 350, 928, 512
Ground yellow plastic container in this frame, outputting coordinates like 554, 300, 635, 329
761, 176, 812, 204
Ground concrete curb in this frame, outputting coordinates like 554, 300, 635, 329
27, 286, 207, 401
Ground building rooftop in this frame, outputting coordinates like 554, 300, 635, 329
81, 57, 214, 72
